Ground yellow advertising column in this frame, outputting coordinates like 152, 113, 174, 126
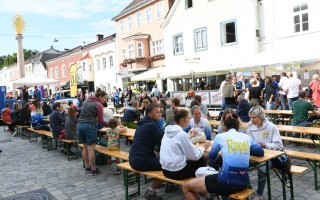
69, 63, 78, 97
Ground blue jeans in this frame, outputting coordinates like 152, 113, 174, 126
291, 120, 308, 138
225, 104, 236, 110
266, 101, 276, 110
250, 162, 272, 196
221, 98, 225, 110
288, 97, 298, 110
280, 94, 287, 110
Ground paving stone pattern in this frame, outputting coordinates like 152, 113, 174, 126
0, 128, 319, 199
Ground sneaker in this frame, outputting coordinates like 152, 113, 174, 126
144, 189, 162, 200
165, 183, 179, 193
90, 168, 100, 176
85, 167, 91, 174
252, 194, 263, 200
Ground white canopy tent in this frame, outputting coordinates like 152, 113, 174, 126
12, 75, 60, 95
131, 67, 165, 81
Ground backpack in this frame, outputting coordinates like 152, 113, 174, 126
271, 151, 292, 174
305, 86, 313, 98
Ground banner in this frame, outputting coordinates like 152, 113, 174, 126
69, 63, 78, 97
209, 91, 223, 105
194, 91, 210, 105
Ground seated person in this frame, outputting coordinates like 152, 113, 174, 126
49, 102, 66, 138
129, 104, 164, 200
159, 98, 171, 119
292, 91, 320, 139
8, 103, 20, 134
42, 101, 52, 116
18, 103, 31, 126
160, 109, 210, 180
165, 97, 180, 126
139, 92, 152, 107
235, 95, 251, 122
194, 95, 210, 119
247, 106, 283, 199
105, 118, 127, 175
1, 103, 12, 123
65, 106, 78, 140
151, 96, 158, 104
141, 99, 150, 116
217, 108, 235, 133
122, 101, 141, 129
184, 105, 212, 140
182, 112, 264, 199
187, 87, 195, 98
31, 103, 50, 131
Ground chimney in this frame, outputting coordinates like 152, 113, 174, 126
96, 34, 104, 41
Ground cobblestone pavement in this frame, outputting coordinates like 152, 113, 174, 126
0, 128, 319, 200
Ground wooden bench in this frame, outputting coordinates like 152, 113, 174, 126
272, 165, 308, 200
281, 136, 320, 145
16, 125, 30, 138
2, 121, 11, 131
27, 128, 79, 160
285, 149, 320, 191
118, 162, 255, 200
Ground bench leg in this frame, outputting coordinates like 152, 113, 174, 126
266, 161, 272, 200
123, 169, 140, 200
288, 173, 294, 200
313, 160, 318, 190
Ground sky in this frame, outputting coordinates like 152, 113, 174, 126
0, 0, 133, 56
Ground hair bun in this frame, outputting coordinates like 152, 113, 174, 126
231, 113, 239, 119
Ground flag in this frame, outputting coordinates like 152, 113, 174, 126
69, 63, 78, 97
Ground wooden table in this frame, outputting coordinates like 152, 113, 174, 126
98, 127, 135, 139
113, 113, 124, 118
209, 111, 220, 119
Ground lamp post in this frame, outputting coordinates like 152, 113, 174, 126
13, 14, 25, 78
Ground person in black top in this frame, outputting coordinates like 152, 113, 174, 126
42, 101, 52, 116
139, 92, 152, 106
199, 78, 205, 90
248, 78, 263, 107
22, 85, 29, 106
265, 76, 276, 110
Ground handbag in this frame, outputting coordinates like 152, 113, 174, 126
271, 151, 292, 174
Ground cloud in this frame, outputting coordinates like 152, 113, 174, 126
87, 19, 115, 31
0, 0, 133, 19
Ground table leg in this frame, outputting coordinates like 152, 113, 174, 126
266, 161, 272, 200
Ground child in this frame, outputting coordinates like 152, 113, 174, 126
105, 118, 127, 174
63, 106, 78, 155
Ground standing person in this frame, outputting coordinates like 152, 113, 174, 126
265, 76, 277, 110
113, 89, 119, 107
248, 78, 263, 107
182, 112, 264, 199
291, 91, 320, 138
254, 72, 265, 89
198, 78, 206, 90
247, 106, 283, 200
151, 84, 160, 99
33, 86, 42, 101
129, 104, 164, 200
221, 76, 236, 109
283, 72, 302, 110
309, 74, 320, 108
278, 72, 289, 110
160, 109, 210, 180
126, 85, 133, 104
78, 88, 108, 176
119, 88, 124, 106
219, 75, 229, 110
22, 85, 29, 106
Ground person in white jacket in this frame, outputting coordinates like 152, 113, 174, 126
246, 105, 284, 200
160, 109, 211, 180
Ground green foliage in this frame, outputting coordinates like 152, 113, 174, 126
0, 49, 38, 69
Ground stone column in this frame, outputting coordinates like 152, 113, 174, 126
16, 34, 25, 78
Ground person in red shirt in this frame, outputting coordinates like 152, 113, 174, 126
1, 103, 12, 123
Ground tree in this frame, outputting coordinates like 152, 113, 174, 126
0, 49, 38, 69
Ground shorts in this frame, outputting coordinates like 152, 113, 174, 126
129, 157, 161, 171
163, 158, 205, 180
205, 174, 246, 196
78, 122, 98, 145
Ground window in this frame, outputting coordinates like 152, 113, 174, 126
82, 62, 85, 71
103, 57, 107, 69
221, 20, 237, 45
62, 65, 66, 78
89, 64, 93, 71
173, 34, 183, 55
293, 4, 309, 33
137, 12, 142, 27
146, 7, 152, 23
122, 50, 126, 60
55, 66, 59, 79
137, 42, 143, 57
128, 44, 134, 58
156, 2, 163, 19
120, 20, 125, 32
50, 68, 54, 79
128, 16, 133, 30
152, 39, 164, 55
97, 58, 100, 70
109, 56, 113, 67
194, 27, 208, 51
186, 0, 193, 9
